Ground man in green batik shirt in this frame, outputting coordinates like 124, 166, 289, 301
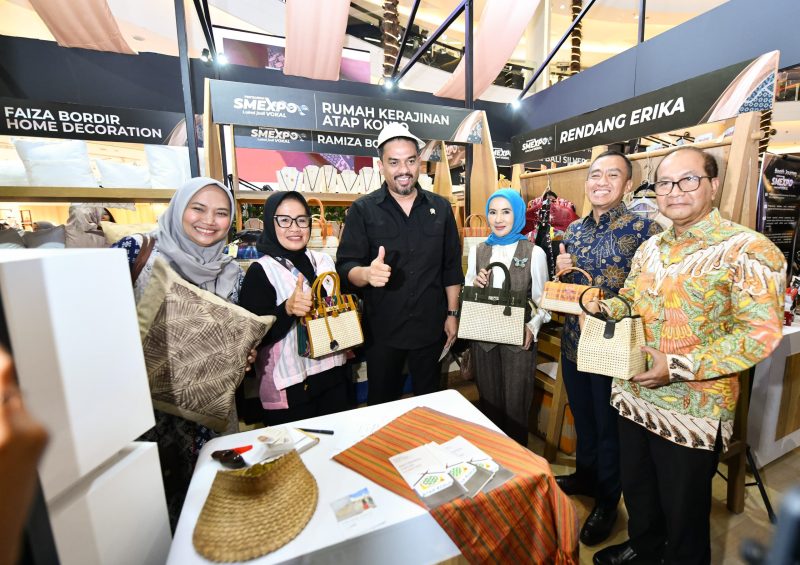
591, 147, 785, 565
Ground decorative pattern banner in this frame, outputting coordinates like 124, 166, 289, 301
210, 79, 484, 144
0, 97, 184, 144
511, 51, 779, 164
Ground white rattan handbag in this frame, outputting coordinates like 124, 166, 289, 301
577, 287, 646, 379
457, 262, 527, 346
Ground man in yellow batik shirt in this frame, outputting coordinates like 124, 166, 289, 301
591, 147, 785, 565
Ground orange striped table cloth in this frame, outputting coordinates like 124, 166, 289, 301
333, 407, 579, 564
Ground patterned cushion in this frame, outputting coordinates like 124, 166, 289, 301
137, 258, 274, 431
101, 221, 158, 245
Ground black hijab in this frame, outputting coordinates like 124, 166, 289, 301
256, 192, 317, 285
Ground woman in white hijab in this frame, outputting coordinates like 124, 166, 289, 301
113, 176, 247, 530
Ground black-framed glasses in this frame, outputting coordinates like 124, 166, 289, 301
274, 214, 311, 228
653, 175, 713, 196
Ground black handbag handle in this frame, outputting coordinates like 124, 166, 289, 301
485, 261, 512, 292
578, 286, 632, 319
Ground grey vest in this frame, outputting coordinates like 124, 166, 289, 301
474, 239, 533, 352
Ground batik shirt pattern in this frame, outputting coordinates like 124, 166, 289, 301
561, 202, 661, 362
607, 209, 785, 450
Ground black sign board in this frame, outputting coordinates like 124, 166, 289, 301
758, 153, 800, 280
512, 53, 777, 164
0, 97, 184, 144
210, 79, 482, 143
493, 142, 512, 167
234, 126, 380, 157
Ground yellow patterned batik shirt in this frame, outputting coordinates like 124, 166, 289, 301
607, 209, 785, 450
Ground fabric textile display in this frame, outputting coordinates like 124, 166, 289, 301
462, 214, 490, 257
193, 450, 318, 562
577, 288, 646, 379
137, 257, 275, 431
333, 407, 578, 564
541, 267, 600, 315
458, 261, 528, 346
297, 271, 363, 359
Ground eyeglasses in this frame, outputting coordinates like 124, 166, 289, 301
653, 175, 713, 196
274, 215, 311, 229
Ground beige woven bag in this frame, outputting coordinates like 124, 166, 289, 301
577, 287, 646, 379
300, 271, 363, 358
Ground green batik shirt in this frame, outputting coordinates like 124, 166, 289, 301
606, 209, 786, 451
561, 202, 662, 363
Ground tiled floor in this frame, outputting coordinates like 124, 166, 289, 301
529, 434, 800, 564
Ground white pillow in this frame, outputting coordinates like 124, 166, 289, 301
14, 139, 89, 162
96, 159, 151, 188
25, 158, 99, 187
145, 146, 205, 188
0, 160, 28, 186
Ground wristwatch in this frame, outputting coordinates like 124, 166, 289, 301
447, 309, 460, 317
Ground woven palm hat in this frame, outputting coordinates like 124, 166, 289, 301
192, 450, 318, 562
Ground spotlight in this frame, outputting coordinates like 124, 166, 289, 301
217, 52, 229, 66
510, 99, 521, 110
383, 78, 395, 91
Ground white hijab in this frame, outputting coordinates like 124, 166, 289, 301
156, 177, 240, 300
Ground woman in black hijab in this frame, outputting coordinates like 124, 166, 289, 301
238, 192, 349, 425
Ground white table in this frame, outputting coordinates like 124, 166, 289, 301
168, 390, 503, 564
748, 325, 800, 467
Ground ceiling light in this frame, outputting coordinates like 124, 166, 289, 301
363, 36, 381, 43
559, 4, 565, 9
383, 78, 395, 91
217, 52, 229, 66
510, 99, 521, 110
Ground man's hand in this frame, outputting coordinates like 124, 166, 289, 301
244, 348, 258, 372
285, 275, 313, 317
523, 326, 534, 350
630, 346, 670, 388
367, 245, 392, 287
555, 243, 573, 274
444, 315, 458, 348
473, 268, 490, 288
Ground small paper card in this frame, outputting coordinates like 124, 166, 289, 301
330, 487, 385, 535
389, 444, 466, 509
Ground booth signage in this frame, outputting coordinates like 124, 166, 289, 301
758, 153, 800, 280
493, 143, 512, 167
234, 126, 380, 157
511, 52, 778, 164
210, 79, 482, 143
0, 97, 184, 144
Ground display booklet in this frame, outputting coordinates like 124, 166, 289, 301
389, 444, 467, 509
252, 426, 319, 463
438, 436, 514, 493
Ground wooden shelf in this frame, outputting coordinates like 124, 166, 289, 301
234, 191, 361, 205
0, 186, 174, 203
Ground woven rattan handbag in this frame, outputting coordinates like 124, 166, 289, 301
540, 266, 600, 315
462, 214, 490, 257
298, 271, 363, 359
457, 262, 527, 346
577, 287, 646, 379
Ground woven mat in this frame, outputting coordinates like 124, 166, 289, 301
333, 407, 579, 564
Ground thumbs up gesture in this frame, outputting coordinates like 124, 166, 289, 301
555, 242, 573, 274
367, 245, 392, 287
285, 274, 313, 317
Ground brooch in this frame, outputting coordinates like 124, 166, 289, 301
430, 208, 436, 215
512, 257, 528, 268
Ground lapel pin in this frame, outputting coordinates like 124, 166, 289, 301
430, 208, 436, 215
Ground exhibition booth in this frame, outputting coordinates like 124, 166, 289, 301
1, 1, 800, 564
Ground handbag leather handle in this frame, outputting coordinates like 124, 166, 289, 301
306, 197, 326, 220
464, 214, 487, 227
554, 266, 593, 284
485, 261, 512, 293
310, 270, 345, 351
578, 287, 632, 319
